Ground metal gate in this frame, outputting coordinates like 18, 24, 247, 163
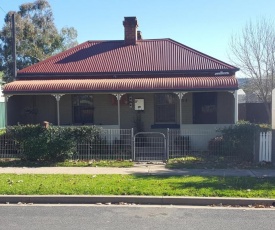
134, 132, 166, 161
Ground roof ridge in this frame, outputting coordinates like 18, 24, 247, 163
86, 38, 171, 43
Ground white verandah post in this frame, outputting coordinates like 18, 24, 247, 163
112, 93, 124, 129
52, 94, 64, 126
233, 90, 238, 123
229, 90, 238, 124
174, 92, 186, 134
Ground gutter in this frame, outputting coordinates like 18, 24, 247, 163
0, 195, 274, 207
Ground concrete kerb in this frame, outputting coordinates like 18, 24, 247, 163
0, 195, 274, 207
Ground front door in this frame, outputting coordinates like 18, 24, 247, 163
193, 92, 217, 124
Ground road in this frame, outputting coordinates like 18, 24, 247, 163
0, 205, 274, 230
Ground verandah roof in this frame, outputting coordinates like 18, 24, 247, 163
3, 76, 238, 95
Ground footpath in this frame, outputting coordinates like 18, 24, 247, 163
0, 164, 275, 207
1, 163, 275, 177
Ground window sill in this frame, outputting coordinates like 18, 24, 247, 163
151, 124, 180, 129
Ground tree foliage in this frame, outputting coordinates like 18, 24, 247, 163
0, 0, 78, 82
229, 18, 275, 123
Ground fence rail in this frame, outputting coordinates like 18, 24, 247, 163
73, 129, 133, 160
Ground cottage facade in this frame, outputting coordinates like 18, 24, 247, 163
3, 17, 239, 135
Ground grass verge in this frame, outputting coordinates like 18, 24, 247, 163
166, 156, 275, 169
0, 174, 275, 198
0, 159, 134, 168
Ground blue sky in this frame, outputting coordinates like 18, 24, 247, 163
1, 0, 275, 76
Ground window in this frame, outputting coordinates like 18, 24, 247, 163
193, 92, 217, 124
155, 94, 176, 123
72, 95, 94, 124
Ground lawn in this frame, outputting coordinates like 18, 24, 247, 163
1, 174, 275, 198
166, 156, 275, 169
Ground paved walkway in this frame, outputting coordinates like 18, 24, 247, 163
1, 163, 275, 177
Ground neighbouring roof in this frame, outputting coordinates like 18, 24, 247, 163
17, 39, 239, 78
3, 76, 238, 94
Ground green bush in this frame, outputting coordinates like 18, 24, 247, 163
6, 125, 102, 162
7, 125, 47, 161
0, 129, 6, 136
209, 121, 261, 161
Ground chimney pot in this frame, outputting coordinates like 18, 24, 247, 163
137, 31, 142, 40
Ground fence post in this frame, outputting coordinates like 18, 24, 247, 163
272, 130, 275, 165
268, 131, 272, 162
167, 128, 170, 160
131, 128, 134, 161
259, 131, 272, 163
259, 132, 265, 162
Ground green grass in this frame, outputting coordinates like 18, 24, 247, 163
0, 174, 275, 198
166, 156, 275, 169
0, 159, 134, 168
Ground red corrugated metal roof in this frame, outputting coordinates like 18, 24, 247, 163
3, 76, 238, 94
17, 39, 238, 76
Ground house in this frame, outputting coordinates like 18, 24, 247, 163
3, 17, 239, 137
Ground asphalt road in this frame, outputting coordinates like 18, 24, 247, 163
0, 205, 274, 230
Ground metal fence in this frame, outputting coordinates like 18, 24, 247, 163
0, 134, 20, 158
0, 127, 259, 163
168, 128, 257, 162
73, 129, 133, 160
168, 128, 221, 159
134, 132, 166, 161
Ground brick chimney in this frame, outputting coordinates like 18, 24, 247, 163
123, 17, 138, 45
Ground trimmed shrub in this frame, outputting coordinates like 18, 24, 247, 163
208, 121, 262, 161
7, 125, 47, 161
6, 125, 102, 162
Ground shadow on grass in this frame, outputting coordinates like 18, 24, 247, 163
131, 174, 275, 196
0, 159, 59, 167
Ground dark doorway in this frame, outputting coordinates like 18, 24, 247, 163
193, 92, 217, 124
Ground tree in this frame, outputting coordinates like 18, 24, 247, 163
0, 0, 78, 82
229, 18, 275, 123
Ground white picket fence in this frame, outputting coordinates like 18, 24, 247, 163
259, 131, 272, 162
